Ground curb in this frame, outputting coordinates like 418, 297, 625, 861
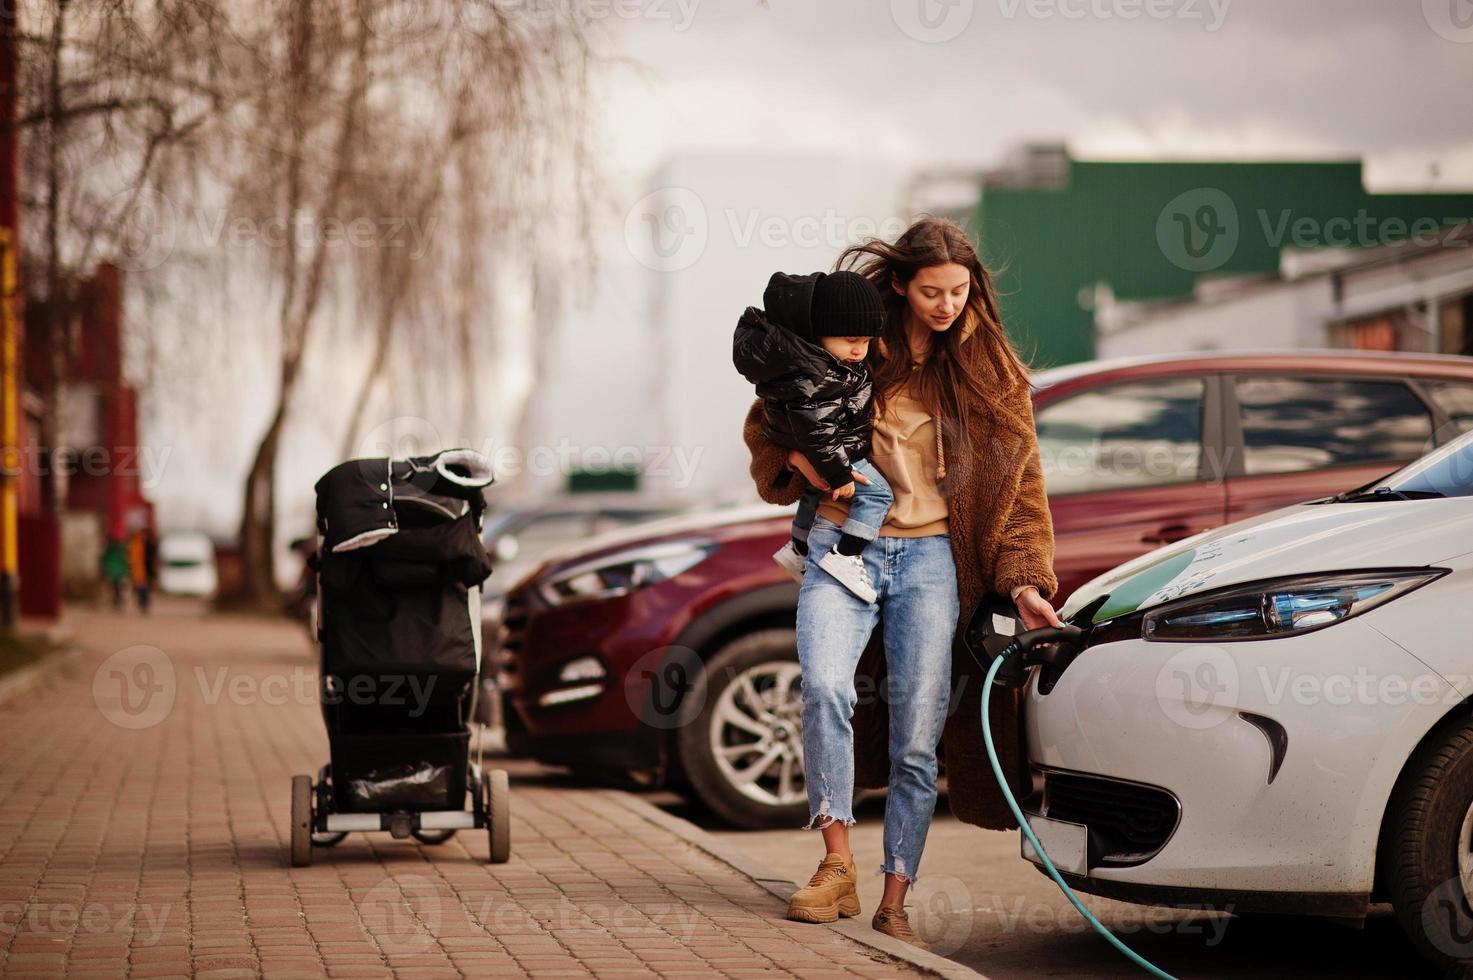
0, 646, 85, 709
601, 789, 989, 980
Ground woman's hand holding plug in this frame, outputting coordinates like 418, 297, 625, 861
1015, 584, 1064, 630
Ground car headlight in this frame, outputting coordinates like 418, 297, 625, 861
1142, 569, 1447, 641
538, 538, 717, 607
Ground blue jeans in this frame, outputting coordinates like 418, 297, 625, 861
795, 515, 959, 884
791, 457, 893, 548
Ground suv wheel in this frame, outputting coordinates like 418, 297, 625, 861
677, 629, 808, 829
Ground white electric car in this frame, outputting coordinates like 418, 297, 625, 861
1025, 425, 1473, 971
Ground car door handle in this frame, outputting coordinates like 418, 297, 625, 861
1142, 523, 1195, 544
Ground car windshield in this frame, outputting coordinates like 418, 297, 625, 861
1362, 427, 1473, 499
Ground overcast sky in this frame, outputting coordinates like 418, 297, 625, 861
597, 0, 1473, 189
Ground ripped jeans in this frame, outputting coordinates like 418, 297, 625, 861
795, 515, 959, 884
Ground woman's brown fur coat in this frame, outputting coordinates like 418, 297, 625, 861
741, 348, 1059, 831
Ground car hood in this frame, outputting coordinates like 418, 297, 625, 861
520, 503, 792, 579
1061, 497, 1473, 625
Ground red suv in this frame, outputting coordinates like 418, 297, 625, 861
502, 349, 1473, 827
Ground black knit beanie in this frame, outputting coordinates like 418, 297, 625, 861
811, 271, 885, 338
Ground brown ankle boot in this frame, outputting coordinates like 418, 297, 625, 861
785, 852, 860, 923
872, 904, 930, 951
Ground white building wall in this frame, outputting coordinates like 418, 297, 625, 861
524, 153, 909, 504
1097, 279, 1334, 358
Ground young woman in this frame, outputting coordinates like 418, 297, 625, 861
741, 217, 1063, 949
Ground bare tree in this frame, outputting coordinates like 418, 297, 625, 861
224, 0, 372, 605
12, 0, 604, 607
335, 8, 602, 459
13, 0, 229, 515
334, 92, 468, 461
221, 0, 601, 605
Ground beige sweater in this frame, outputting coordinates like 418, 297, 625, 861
814, 376, 1031, 600
816, 377, 949, 537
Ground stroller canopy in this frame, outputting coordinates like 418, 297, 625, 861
315, 448, 495, 554
313, 449, 495, 676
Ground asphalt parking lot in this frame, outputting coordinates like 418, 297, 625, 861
654, 790, 1434, 979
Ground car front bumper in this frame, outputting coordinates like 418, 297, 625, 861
1024, 612, 1454, 901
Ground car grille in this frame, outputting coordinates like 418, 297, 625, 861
1043, 771, 1179, 866
497, 591, 530, 691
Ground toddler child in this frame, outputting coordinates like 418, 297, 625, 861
732, 270, 894, 603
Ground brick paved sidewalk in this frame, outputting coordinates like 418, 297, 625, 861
0, 601, 928, 979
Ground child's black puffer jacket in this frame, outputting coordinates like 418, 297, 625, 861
732, 272, 873, 491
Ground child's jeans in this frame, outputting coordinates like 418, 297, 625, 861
791, 458, 893, 550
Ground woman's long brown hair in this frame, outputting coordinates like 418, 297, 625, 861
836, 216, 1035, 491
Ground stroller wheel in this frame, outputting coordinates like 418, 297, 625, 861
411, 829, 457, 845
485, 769, 510, 864
290, 775, 313, 867
311, 777, 343, 847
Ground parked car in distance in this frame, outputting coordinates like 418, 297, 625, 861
476, 494, 699, 732
482, 494, 696, 605
156, 532, 217, 597
1025, 425, 1473, 975
503, 348, 1473, 828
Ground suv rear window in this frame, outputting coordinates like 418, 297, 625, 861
1036, 377, 1204, 495
1234, 375, 1433, 475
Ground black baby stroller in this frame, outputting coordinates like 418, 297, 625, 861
290, 448, 510, 866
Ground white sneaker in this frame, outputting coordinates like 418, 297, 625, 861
818, 547, 877, 603
773, 541, 807, 584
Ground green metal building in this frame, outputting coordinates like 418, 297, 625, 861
970, 146, 1473, 368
